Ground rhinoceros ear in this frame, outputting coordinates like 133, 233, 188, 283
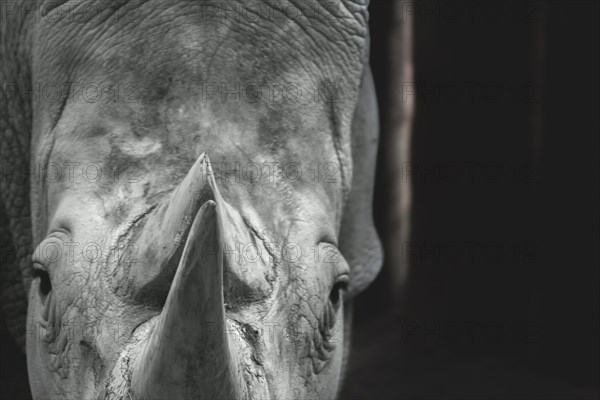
339, 67, 383, 297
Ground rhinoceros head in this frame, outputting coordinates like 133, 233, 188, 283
2, 1, 382, 398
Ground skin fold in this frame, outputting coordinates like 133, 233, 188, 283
0, 0, 382, 398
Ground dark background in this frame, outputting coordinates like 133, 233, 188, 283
343, 1, 599, 399
2, 1, 599, 399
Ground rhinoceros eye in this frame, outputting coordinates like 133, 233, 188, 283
33, 262, 52, 302
322, 275, 348, 335
329, 275, 349, 309
32, 233, 66, 303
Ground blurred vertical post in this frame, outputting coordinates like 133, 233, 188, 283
385, 0, 414, 293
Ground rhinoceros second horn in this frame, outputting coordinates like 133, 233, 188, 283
126, 153, 216, 300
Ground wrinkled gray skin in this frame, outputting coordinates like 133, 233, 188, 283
0, 0, 382, 398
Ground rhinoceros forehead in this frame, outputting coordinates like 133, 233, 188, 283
33, 0, 367, 131
32, 0, 364, 239
37, 90, 346, 245
34, 0, 368, 82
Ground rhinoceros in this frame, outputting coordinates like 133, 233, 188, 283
0, 0, 382, 398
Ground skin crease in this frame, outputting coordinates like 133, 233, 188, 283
0, 0, 383, 398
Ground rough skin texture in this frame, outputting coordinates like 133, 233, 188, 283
1, 1, 34, 350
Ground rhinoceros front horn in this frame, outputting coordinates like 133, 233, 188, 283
130, 199, 244, 399
128, 155, 245, 399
